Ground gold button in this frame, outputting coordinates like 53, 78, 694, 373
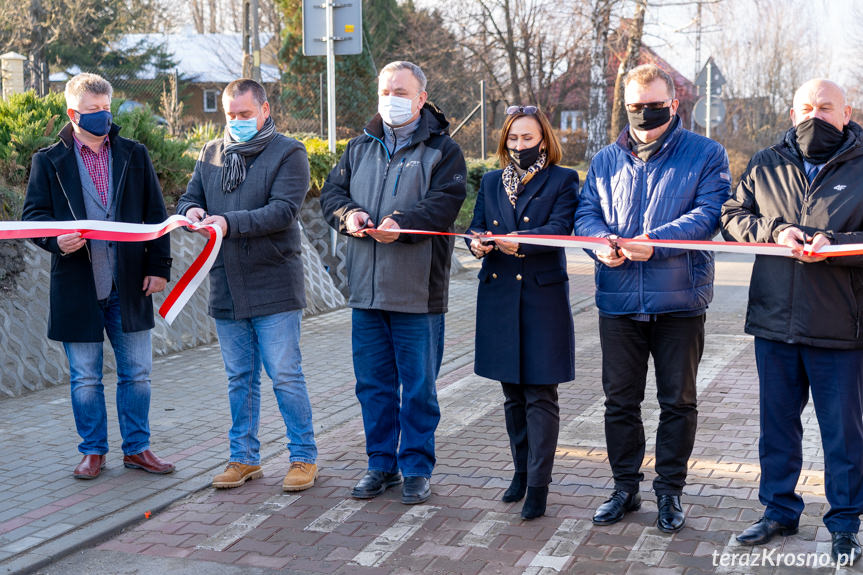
516, 274, 522, 280
492, 273, 498, 279
523, 216, 530, 223
493, 220, 499, 226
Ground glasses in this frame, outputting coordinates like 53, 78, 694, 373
625, 100, 671, 112
506, 105, 538, 115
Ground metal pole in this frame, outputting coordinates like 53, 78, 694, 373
242, 0, 251, 78
319, 72, 325, 138
326, 0, 338, 256
480, 80, 486, 159
251, 0, 261, 82
705, 59, 712, 139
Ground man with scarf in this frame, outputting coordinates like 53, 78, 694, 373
722, 79, 863, 563
574, 63, 731, 533
177, 78, 318, 492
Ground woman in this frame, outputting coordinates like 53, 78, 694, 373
467, 105, 578, 520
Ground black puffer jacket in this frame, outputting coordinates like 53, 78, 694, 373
721, 121, 863, 349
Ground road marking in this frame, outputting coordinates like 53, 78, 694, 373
522, 519, 589, 574
437, 373, 502, 437
459, 511, 511, 547
626, 527, 671, 565
352, 505, 439, 567
195, 494, 299, 551
305, 499, 367, 533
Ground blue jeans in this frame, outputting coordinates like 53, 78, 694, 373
63, 289, 152, 456
755, 337, 863, 533
352, 309, 445, 478
215, 310, 317, 466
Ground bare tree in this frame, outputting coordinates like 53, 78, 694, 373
610, 0, 646, 137
585, 0, 621, 159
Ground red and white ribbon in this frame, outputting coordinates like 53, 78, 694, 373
0, 215, 222, 325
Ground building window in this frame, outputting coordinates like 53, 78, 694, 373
203, 89, 220, 113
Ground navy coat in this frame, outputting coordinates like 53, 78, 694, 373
467, 164, 578, 385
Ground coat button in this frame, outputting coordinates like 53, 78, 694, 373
492, 273, 498, 279
493, 220, 499, 226
516, 274, 522, 280
523, 216, 530, 223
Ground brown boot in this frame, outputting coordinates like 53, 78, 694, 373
73, 454, 106, 479
212, 462, 263, 488
282, 461, 317, 492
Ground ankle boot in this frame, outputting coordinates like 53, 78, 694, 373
502, 472, 528, 503
521, 485, 548, 520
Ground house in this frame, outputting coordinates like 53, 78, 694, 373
50, 32, 281, 123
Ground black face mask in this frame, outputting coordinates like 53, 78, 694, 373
795, 117, 845, 163
508, 141, 542, 170
627, 106, 671, 131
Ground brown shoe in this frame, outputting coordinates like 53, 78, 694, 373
282, 461, 318, 492
123, 449, 175, 474
73, 454, 106, 479
213, 462, 263, 488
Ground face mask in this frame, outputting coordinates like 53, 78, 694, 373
508, 141, 543, 170
796, 117, 845, 163
76, 110, 112, 137
228, 118, 259, 142
378, 95, 416, 126
627, 106, 671, 131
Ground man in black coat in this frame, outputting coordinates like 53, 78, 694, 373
722, 78, 863, 564
23, 73, 174, 480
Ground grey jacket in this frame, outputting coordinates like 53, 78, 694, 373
320, 105, 467, 313
177, 133, 310, 319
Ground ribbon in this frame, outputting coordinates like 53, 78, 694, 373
0, 215, 222, 325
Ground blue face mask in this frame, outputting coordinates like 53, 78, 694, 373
228, 118, 259, 142
77, 110, 112, 137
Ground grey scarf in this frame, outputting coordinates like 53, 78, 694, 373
221, 116, 277, 193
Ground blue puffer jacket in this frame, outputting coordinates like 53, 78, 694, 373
573, 119, 731, 315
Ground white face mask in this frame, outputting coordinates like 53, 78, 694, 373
378, 95, 416, 126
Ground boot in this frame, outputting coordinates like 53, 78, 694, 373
502, 471, 528, 503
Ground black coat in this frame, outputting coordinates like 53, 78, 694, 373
467, 165, 579, 385
22, 123, 172, 342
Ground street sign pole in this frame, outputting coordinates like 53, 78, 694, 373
705, 60, 712, 139
325, 1, 336, 156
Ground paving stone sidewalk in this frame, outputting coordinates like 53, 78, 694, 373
2, 251, 843, 575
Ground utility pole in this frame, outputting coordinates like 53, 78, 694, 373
250, 0, 261, 82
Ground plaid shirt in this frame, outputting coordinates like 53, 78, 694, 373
72, 134, 111, 207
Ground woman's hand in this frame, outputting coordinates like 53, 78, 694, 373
496, 232, 519, 255
469, 231, 494, 258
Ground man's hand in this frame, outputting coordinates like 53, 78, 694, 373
495, 232, 519, 255
57, 232, 85, 255
777, 226, 829, 263
369, 217, 400, 243
200, 214, 228, 236
596, 246, 626, 267
469, 231, 494, 258
620, 233, 654, 261
142, 276, 167, 296
185, 207, 207, 223
346, 211, 374, 237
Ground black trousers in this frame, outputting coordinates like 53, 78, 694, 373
501, 382, 560, 487
598, 314, 705, 495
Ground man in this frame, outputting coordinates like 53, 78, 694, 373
320, 61, 466, 504
574, 63, 731, 533
177, 78, 318, 492
722, 79, 863, 563
23, 72, 174, 479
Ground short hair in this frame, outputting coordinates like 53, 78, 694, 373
624, 63, 676, 99
379, 61, 427, 92
223, 78, 268, 107
496, 107, 563, 168
64, 73, 112, 109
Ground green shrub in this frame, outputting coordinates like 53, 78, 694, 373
0, 91, 66, 188
186, 122, 221, 154
293, 135, 349, 195
455, 157, 498, 232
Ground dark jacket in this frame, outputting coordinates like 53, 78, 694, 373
22, 123, 172, 342
573, 119, 731, 315
467, 165, 578, 385
721, 122, 863, 349
176, 133, 310, 320
320, 104, 467, 314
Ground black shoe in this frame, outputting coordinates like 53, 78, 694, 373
656, 495, 685, 533
502, 472, 528, 503
351, 470, 402, 499
735, 516, 798, 545
521, 486, 548, 520
401, 476, 431, 504
593, 490, 641, 525
831, 532, 861, 565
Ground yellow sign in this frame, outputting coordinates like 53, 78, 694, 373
345, 24, 355, 33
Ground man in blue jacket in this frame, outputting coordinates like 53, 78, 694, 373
574, 64, 731, 533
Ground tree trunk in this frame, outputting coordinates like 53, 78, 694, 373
28, 0, 46, 95
501, 0, 522, 103
585, 0, 615, 160
610, 0, 646, 137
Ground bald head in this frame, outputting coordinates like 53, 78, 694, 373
791, 79, 851, 132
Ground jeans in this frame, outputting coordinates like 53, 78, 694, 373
598, 314, 705, 495
352, 309, 445, 478
215, 310, 317, 466
501, 382, 559, 487
63, 289, 152, 456
755, 337, 863, 533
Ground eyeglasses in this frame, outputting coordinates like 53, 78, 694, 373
625, 100, 671, 112
506, 105, 538, 115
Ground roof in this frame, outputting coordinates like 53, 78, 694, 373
50, 33, 280, 84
